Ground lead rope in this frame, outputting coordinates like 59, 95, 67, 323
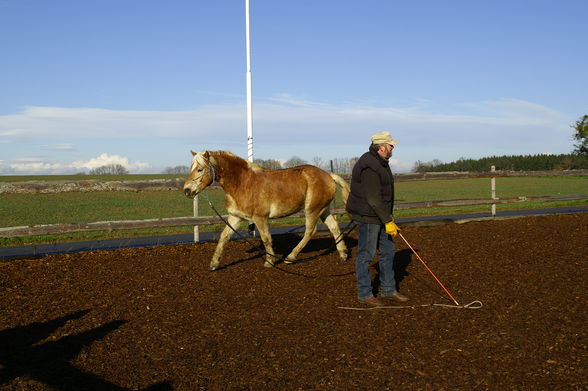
337, 301, 483, 310
338, 231, 483, 310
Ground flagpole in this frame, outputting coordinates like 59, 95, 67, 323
245, 0, 256, 237
245, 0, 254, 162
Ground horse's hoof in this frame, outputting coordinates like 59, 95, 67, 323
210, 266, 218, 271
340, 257, 348, 262
283, 259, 295, 265
263, 261, 274, 268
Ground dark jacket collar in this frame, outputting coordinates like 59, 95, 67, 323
368, 145, 389, 166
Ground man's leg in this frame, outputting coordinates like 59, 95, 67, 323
355, 222, 379, 300
378, 227, 397, 296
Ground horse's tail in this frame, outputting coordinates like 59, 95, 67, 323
330, 173, 350, 206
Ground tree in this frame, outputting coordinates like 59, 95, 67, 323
330, 157, 357, 173
254, 159, 282, 170
311, 156, 324, 170
89, 164, 129, 175
162, 166, 190, 175
572, 115, 588, 155
283, 156, 307, 168
412, 159, 442, 173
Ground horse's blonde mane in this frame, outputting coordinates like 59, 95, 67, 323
248, 161, 264, 173
208, 150, 264, 173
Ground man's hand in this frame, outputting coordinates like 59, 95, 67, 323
385, 221, 400, 237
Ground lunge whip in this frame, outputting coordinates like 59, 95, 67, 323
398, 232, 460, 306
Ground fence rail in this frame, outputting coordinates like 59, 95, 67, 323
1, 194, 585, 238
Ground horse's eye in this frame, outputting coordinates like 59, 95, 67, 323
197, 169, 203, 172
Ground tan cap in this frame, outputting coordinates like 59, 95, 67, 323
371, 131, 398, 146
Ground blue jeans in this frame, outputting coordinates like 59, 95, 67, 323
355, 221, 397, 299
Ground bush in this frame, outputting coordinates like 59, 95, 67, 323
89, 164, 130, 175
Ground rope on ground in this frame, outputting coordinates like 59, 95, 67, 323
337, 300, 483, 310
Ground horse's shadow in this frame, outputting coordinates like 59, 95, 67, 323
269, 234, 358, 260
217, 233, 358, 270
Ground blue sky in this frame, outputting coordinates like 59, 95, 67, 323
1, 0, 586, 174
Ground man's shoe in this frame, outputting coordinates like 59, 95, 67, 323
358, 296, 383, 307
383, 292, 409, 302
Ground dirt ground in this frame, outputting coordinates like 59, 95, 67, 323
1, 213, 587, 391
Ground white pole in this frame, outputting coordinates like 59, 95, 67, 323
245, 0, 254, 162
491, 165, 496, 217
245, 0, 256, 237
193, 195, 200, 243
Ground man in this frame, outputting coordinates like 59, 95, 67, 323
346, 131, 409, 306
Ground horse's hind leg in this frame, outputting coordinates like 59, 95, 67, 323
210, 214, 243, 271
284, 212, 320, 264
250, 217, 276, 267
322, 212, 348, 262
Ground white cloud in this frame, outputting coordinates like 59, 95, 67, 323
71, 153, 150, 172
4, 154, 150, 174
0, 97, 574, 174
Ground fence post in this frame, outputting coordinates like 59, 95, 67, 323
491, 165, 497, 217
193, 195, 200, 243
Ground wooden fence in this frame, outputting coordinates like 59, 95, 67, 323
2, 169, 586, 239
1, 194, 585, 239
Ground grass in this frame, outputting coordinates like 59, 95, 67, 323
395, 176, 588, 202
1, 176, 586, 247
394, 176, 588, 218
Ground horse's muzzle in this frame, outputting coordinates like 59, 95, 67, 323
183, 187, 195, 198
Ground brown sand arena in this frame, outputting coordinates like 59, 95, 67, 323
1, 213, 587, 390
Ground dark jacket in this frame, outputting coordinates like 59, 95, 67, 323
346, 146, 395, 224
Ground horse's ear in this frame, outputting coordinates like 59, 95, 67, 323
203, 151, 210, 160
191, 150, 196, 156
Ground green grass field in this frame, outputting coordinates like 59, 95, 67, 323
1, 176, 586, 246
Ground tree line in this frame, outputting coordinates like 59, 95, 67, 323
413, 153, 588, 172
86, 151, 588, 176
162, 156, 360, 175
164, 152, 588, 176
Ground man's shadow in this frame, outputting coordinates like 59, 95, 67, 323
372, 249, 412, 296
0, 310, 171, 391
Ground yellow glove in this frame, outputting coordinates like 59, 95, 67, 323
385, 221, 400, 237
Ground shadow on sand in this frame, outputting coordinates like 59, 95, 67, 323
0, 310, 171, 391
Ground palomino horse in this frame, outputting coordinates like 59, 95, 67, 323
183, 150, 350, 270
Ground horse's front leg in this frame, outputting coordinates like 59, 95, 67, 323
250, 217, 276, 267
210, 214, 243, 271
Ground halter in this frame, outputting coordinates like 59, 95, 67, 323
189, 160, 216, 185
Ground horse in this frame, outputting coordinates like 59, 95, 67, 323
183, 150, 350, 270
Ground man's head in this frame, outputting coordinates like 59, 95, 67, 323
371, 131, 398, 160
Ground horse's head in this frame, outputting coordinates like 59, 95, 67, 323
183, 150, 216, 198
